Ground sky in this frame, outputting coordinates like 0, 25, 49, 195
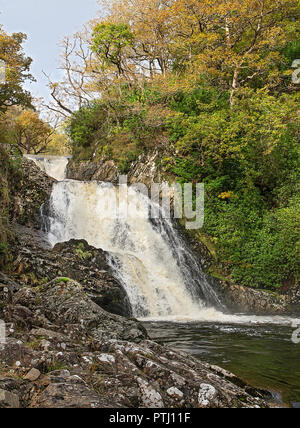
0, 0, 100, 101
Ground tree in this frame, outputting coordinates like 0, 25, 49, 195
92, 22, 135, 76
43, 30, 96, 118
101, 0, 175, 76
10, 110, 55, 154
171, 0, 299, 105
0, 27, 34, 111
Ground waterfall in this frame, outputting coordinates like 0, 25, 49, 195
28, 156, 296, 325
24, 155, 70, 181
46, 180, 225, 320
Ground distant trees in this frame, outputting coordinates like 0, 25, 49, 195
171, 0, 300, 105
8, 109, 54, 154
43, 30, 95, 118
0, 107, 70, 155
92, 23, 135, 77
47, 0, 299, 115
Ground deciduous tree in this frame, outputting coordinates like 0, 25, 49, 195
0, 27, 34, 111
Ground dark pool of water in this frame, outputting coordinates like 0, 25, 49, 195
143, 321, 300, 408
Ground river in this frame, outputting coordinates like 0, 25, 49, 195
144, 321, 300, 408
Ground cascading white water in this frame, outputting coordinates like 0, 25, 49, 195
46, 179, 299, 325
24, 155, 70, 181
47, 180, 222, 318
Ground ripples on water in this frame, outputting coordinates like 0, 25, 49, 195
144, 321, 300, 408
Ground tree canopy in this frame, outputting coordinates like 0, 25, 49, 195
0, 27, 34, 112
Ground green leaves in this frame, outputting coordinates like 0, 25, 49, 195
91, 23, 134, 74
0, 30, 34, 112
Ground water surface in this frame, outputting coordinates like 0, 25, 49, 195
144, 321, 300, 407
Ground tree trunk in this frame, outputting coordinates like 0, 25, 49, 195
230, 67, 239, 108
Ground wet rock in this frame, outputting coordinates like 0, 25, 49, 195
212, 279, 290, 315
11, 159, 55, 230
288, 283, 300, 315
67, 158, 119, 183
11, 279, 146, 343
66, 151, 170, 188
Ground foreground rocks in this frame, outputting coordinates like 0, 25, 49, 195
0, 154, 293, 408
0, 278, 272, 408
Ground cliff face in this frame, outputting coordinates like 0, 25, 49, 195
67, 151, 172, 187
10, 158, 55, 230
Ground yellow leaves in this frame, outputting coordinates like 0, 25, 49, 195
218, 191, 238, 201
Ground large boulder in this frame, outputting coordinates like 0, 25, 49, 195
7, 278, 146, 342
12, 226, 130, 317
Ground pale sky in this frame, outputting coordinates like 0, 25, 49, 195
0, 0, 100, 101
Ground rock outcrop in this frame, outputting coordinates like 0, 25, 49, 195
211, 279, 291, 315
67, 158, 120, 183
0, 278, 272, 408
12, 226, 131, 317
10, 158, 55, 230
67, 151, 171, 187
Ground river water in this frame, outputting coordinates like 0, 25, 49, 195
144, 321, 300, 407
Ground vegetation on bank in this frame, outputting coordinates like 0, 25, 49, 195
65, 0, 300, 291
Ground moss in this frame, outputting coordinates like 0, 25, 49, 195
208, 268, 231, 283
0, 147, 23, 270
56, 277, 71, 284
25, 339, 43, 350
46, 361, 70, 373
75, 242, 92, 261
